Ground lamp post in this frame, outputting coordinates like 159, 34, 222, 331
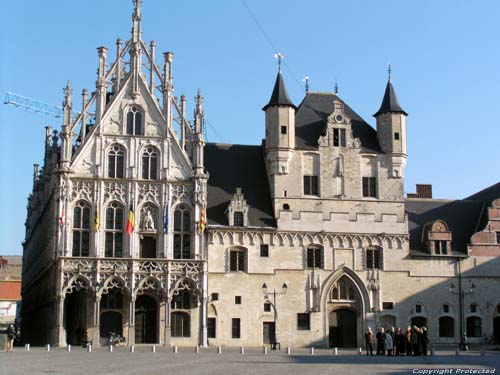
262, 282, 287, 349
449, 257, 475, 351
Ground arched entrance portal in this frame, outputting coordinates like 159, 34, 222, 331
411, 316, 427, 328
325, 274, 365, 348
135, 295, 157, 343
329, 309, 357, 347
64, 290, 88, 346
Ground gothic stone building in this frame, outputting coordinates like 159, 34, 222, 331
22, 2, 500, 348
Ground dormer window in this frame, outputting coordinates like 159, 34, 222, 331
226, 188, 249, 227
424, 220, 452, 255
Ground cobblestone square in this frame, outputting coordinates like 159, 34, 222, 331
1, 347, 498, 375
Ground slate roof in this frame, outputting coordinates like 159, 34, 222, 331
464, 181, 500, 232
373, 80, 408, 117
405, 199, 484, 254
262, 70, 296, 111
295, 92, 382, 153
204, 143, 276, 228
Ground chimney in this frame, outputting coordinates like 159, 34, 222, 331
407, 184, 433, 199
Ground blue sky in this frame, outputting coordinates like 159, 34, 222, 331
1, 0, 499, 254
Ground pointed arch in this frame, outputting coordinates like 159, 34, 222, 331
134, 276, 162, 298
170, 276, 201, 300
64, 274, 92, 295
98, 275, 127, 298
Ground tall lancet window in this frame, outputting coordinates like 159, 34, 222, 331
173, 205, 192, 259
108, 145, 125, 179
105, 201, 124, 258
142, 146, 158, 180
127, 106, 143, 135
72, 200, 91, 257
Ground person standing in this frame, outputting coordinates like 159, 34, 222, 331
385, 329, 394, 356
5, 324, 15, 352
376, 327, 386, 355
421, 327, 429, 356
405, 326, 412, 356
365, 327, 374, 355
395, 327, 405, 355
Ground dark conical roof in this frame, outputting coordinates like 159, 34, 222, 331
373, 80, 407, 117
262, 70, 296, 111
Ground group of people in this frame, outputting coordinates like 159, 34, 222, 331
364, 326, 429, 356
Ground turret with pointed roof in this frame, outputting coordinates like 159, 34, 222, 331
262, 70, 296, 111
263, 69, 296, 184
374, 72, 408, 179
374, 79, 407, 117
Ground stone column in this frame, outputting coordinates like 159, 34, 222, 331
92, 295, 101, 346
128, 297, 136, 345
56, 294, 66, 347
200, 296, 208, 347
164, 296, 171, 347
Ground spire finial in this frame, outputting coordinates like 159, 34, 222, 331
63, 81, 72, 108
387, 63, 392, 82
334, 80, 339, 95
303, 75, 310, 93
131, 0, 142, 43
274, 52, 283, 71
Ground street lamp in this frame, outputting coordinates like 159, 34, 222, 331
449, 259, 476, 351
262, 282, 288, 349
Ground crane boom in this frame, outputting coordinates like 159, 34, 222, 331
4, 91, 80, 119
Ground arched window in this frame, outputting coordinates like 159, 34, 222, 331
173, 205, 191, 259
330, 277, 356, 301
105, 202, 124, 257
306, 246, 323, 269
171, 291, 192, 310
142, 146, 158, 180
466, 316, 481, 337
366, 247, 382, 269
126, 106, 143, 135
439, 316, 454, 337
72, 200, 90, 257
229, 247, 247, 272
233, 212, 244, 227
108, 145, 125, 179
171, 312, 190, 337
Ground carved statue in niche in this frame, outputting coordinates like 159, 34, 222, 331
141, 206, 156, 231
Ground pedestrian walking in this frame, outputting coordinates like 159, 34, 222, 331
5, 324, 15, 352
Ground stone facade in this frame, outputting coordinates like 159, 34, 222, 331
21, 2, 500, 349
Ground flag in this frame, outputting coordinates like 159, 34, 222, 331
93, 206, 99, 232
199, 207, 206, 234
126, 206, 135, 235
163, 205, 169, 233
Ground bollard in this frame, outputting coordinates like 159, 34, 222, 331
310, 346, 314, 355
481, 347, 486, 356
358, 347, 362, 355
46, 344, 51, 352
152, 345, 156, 353
67, 344, 71, 352
195, 345, 200, 354
130, 345, 135, 353
217, 346, 222, 354
286, 347, 291, 355
431, 346, 435, 356
87, 343, 92, 353
455, 348, 459, 356
173, 345, 178, 353
25, 343, 30, 351
240, 346, 245, 355
263, 346, 268, 355
109, 344, 114, 352
333, 347, 338, 356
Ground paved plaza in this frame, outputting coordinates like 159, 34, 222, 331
1, 347, 498, 375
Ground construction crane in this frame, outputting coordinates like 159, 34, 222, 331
4, 91, 225, 142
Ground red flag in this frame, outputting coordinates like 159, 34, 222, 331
199, 207, 206, 234
126, 206, 135, 235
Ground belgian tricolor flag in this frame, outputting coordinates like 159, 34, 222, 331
126, 206, 135, 235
